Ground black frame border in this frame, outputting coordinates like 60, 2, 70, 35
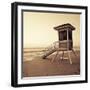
11, 2, 88, 87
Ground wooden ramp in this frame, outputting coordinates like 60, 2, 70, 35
42, 48, 56, 59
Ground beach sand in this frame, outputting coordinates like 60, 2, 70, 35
23, 50, 80, 77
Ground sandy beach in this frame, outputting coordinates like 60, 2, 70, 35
23, 50, 80, 77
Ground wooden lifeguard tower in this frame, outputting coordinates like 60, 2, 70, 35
42, 23, 77, 64
53, 23, 76, 64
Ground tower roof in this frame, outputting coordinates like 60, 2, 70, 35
54, 23, 75, 31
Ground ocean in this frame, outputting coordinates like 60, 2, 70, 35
23, 47, 80, 61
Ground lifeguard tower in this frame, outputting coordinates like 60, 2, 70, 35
42, 23, 77, 64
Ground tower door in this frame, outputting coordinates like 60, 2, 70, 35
58, 30, 73, 50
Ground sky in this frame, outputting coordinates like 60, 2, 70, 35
23, 11, 80, 48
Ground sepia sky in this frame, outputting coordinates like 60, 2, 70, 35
23, 11, 80, 48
